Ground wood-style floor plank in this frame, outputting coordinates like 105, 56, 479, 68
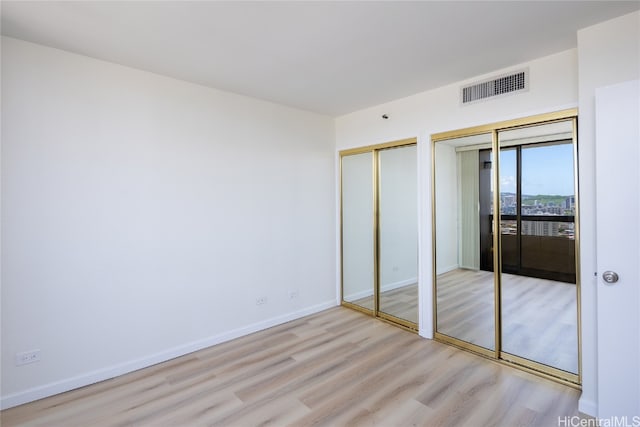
1, 307, 585, 427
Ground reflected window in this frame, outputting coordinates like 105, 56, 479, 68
479, 141, 576, 283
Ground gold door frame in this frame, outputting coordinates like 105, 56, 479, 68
431, 109, 581, 387
340, 137, 418, 332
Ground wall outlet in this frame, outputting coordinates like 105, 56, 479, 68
16, 349, 41, 366
288, 290, 299, 299
255, 296, 268, 305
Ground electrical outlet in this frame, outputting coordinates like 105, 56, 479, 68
255, 296, 268, 305
288, 290, 299, 299
16, 349, 41, 366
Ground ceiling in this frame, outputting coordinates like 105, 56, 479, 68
2, 1, 638, 117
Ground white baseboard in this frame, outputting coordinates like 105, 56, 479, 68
578, 397, 597, 417
0, 300, 337, 410
343, 289, 373, 301
343, 278, 417, 302
436, 264, 459, 275
380, 278, 417, 293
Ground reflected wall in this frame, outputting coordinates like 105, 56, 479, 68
341, 152, 374, 311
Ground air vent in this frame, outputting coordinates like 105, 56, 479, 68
461, 69, 528, 104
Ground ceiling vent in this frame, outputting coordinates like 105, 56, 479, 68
461, 69, 528, 105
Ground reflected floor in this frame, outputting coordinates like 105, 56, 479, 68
350, 284, 418, 324
436, 269, 495, 350
437, 268, 578, 374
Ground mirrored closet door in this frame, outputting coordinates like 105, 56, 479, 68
432, 110, 580, 385
433, 132, 496, 356
341, 152, 375, 313
378, 145, 418, 325
340, 139, 418, 331
498, 119, 579, 377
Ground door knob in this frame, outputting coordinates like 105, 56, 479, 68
602, 271, 619, 284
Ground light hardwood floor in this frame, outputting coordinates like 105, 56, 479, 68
2, 307, 583, 427
436, 269, 578, 374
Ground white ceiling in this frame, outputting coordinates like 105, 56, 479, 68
2, 1, 638, 117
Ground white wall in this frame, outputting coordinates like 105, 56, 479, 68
1, 37, 336, 408
336, 48, 578, 338
335, 49, 578, 151
577, 11, 640, 417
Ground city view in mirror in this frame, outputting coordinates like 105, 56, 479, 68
497, 142, 576, 242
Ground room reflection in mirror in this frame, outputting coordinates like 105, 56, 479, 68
498, 119, 578, 375
341, 151, 374, 312
432, 113, 580, 383
433, 132, 495, 352
378, 145, 418, 325
340, 139, 419, 330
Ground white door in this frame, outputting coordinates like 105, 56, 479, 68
595, 79, 640, 419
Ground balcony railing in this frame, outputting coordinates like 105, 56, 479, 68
489, 214, 576, 283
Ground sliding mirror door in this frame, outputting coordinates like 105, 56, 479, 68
433, 132, 496, 355
378, 145, 418, 326
432, 110, 580, 385
340, 139, 418, 331
341, 152, 374, 313
498, 119, 579, 379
